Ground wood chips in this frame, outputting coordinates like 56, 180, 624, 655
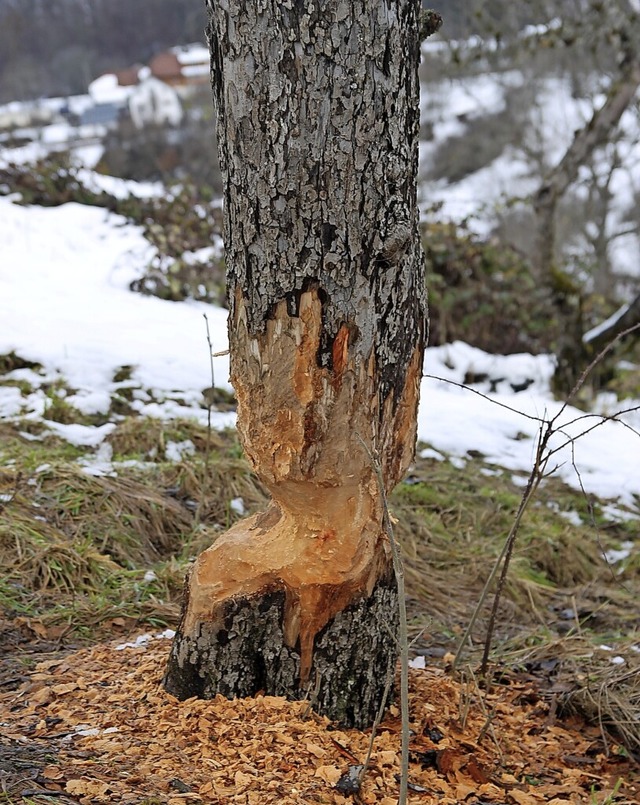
0, 635, 637, 804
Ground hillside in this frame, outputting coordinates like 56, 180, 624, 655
1, 11, 639, 804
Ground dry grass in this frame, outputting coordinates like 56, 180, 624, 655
0, 420, 267, 633
495, 633, 640, 758
391, 455, 630, 642
0, 418, 638, 755
566, 662, 640, 757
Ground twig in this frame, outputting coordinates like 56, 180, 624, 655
451, 323, 640, 675
458, 669, 473, 730
300, 669, 322, 720
357, 435, 410, 805
358, 644, 396, 788
451, 421, 549, 672
203, 314, 216, 465
421, 374, 546, 423
467, 665, 503, 759
568, 440, 632, 595
479, 426, 549, 675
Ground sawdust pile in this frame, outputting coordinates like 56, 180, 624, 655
0, 636, 636, 804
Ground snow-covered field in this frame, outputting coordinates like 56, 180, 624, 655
0, 192, 638, 517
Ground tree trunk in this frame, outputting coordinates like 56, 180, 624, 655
164, 0, 426, 729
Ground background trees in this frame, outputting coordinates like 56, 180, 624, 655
2, 0, 638, 393
0, 0, 207, 101
419, 0, 640, 389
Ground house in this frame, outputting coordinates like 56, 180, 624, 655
80, 42, 208, 130
88, 73, 136, 106
148, 43, 210, 95
0, 101, 54, 130
114, 65, 145, 87
128, 77, 183, 129
79, 102, 122, 128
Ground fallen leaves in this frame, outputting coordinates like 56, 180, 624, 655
0, 636, 636, 804
66, 777, 111, 799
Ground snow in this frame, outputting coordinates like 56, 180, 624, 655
165, 439, 196, 462
115, 629, 175, 651
78, 442, 115, 476
558, 510, 583, 527
171, 44, 210, 66
74, 168, 163, 200
230, 497, 246, 516
419, 71, 640, 273
420, 345, 639, 508
583, 301, 631, 344
88, 73, 134, 105
45, 422, 116, 447
0, 185, 637, 514
419, 447, 445, 462
0, 196, 232, 410
603, 541, 634, 564
181, 65, 210, 79
0, 387, 23, 418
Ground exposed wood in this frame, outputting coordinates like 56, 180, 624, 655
164, 0, 426, 727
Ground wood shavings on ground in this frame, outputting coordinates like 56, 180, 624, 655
0, 635, 637, 804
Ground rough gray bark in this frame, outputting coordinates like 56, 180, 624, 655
210, 0, 425, 405
164, 572, 399, 727
164, 0, 425, 729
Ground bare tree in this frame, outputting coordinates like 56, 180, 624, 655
163, 0, 426, 728
532, 49, 640, 281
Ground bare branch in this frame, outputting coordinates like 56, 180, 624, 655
422, 374, 547, 423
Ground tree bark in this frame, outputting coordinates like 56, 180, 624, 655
164, 0, 426, 728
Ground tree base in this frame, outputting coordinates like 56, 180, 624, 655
163, 573, 398, 729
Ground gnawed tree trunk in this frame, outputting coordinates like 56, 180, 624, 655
164, 0, 426, 728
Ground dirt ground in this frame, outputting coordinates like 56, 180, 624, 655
1, 624, 637, 805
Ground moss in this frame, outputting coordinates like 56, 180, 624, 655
113, 365, 135, 383
0, 352, 42, 374
0, 377, 34, 395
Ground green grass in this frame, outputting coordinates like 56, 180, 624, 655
1, 413, 637, 649
0, 417, 267, 635
0, 406, 638, 756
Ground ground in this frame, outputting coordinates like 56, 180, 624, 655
0, 415, 638, 804
0, 631, 637, 804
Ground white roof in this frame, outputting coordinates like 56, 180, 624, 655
170, 43, 209, 66
88, 73, 134, 105
181, 64, 209, 78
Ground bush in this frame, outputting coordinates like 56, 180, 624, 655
0, 156, 226, 305
423, 219, 562, 354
